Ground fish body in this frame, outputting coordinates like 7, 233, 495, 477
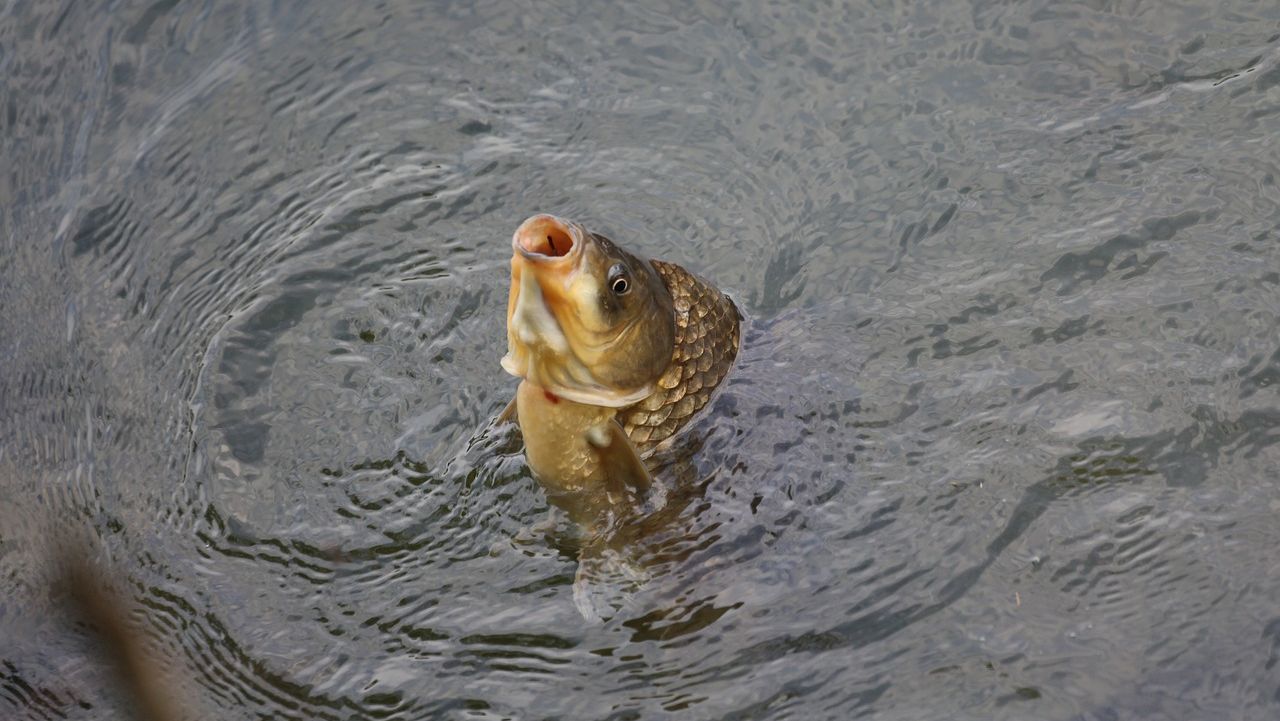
514, 380, 616, 491
501, 214, 740, 496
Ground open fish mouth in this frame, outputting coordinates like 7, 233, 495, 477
512, 213, 583, 263
501, 214, 656, 407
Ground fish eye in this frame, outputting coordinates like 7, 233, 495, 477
608, 264, 630, 295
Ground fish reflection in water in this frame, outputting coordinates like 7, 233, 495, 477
494, 214, 741, 619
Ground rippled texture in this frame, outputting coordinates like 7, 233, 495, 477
4, 1, 1280, 719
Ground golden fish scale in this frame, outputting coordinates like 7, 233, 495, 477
618, 260, 740, 453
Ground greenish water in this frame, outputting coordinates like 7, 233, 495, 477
3, 1, 1280, 719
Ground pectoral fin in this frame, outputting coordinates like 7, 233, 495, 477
496, 395, 518, 425
585, 420, 652, 495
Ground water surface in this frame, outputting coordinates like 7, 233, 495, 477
4, 1, 1280, 718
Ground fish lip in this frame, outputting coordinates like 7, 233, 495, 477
511, 214, 585, 265
505, 214, 579, 395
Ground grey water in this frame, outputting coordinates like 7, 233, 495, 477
3, 1, 1280, 719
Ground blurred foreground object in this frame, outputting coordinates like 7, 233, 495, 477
59, 550, 187, 721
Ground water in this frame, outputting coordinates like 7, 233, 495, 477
3, 1, 1280, 718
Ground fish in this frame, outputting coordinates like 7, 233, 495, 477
498, 213, 740, 503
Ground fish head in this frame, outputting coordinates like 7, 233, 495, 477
502, 214, 675, 406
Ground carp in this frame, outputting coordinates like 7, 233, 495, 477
499, 214, 740, 500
